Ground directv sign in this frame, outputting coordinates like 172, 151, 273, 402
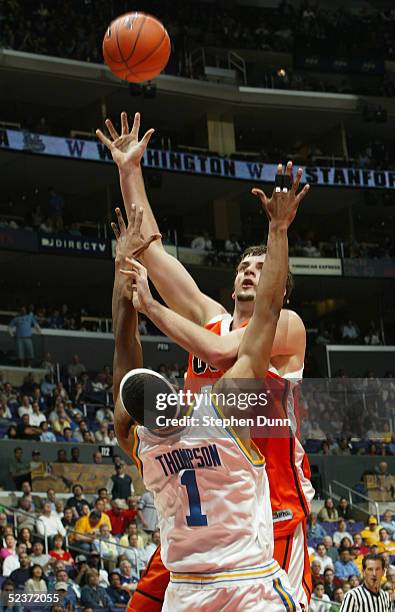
39, 234, 109, 257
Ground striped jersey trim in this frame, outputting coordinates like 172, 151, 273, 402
273, 577, 296, 612
170, 560, 280, 585
131, 426, 143, 477
210, 397, 265, 467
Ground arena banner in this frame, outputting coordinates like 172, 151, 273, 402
0, 227, 38, 252
289, 257, 342, 276
39, 233, 109, 257
2, 128, 395, 189
343, 258, 395, 278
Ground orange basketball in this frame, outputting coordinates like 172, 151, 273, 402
103, 12, 171, 83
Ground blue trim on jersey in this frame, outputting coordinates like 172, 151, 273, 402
133, 427, 144, 479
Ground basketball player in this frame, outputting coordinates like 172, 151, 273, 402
113, 167, 302, 610
97, 113, 314, 609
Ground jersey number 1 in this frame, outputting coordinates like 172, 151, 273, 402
181, 470, 208, 526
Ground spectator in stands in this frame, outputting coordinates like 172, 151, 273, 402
337, 498, 354, 521
15, 496, 36, 532
2, 543, 27, 577
361, 516, 382, 546
18, 396, 32, 418
311, 560, 324, 588
40, 421, 56, 442
334, 548, 360, 580
380, 509, 395, 537
377, 528, 395, 554
9, 551, 32, 589
5, 426, 17, 440
137, 490, 158, 534
341, 320, 360, 344
119, 522, 145, 550
9, 448, 31, 490
40, 374, 55, 398
95, 422, 111, 444
44, 488, 57, 512
49, 534, 73, 566
97, 488, 111, 511
318, 498, 339, 523
109, 462, 133, 501
143, 529, 160, 560
61, 507, 76, 531
8, 306, 41, 366
364, 321, 381, 345
67, 354, 86, 378
0, 534, 16, 559
374, 461, 395, 498
95, 406, 114, 424
30, 540, 52, 572
73, 510, 107, 553
17, 528, 33, 555
93, 524, 118, 566
0, 579, 23, 612
24, 564, 48, 593
70, 447, 80, 463
330, 587, 344, 610
66, 485, 90, 518
309, 582, 331, 612
323, 567, 336, 599
313, 543, 334, 573
332, 437, 351, 456
56, 449, 68, 463
16, 414, 42, 441
191, 230, 213, 251
36, 501, 66, 540
106, 500, 130, 537
30, 401, 46, 427
225, 234, 242, 253
333, 519, 354, 548
106, 572, 131, 607
117, 559, 138, 594
80, 569, 113, 609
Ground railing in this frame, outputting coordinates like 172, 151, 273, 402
2, 503, 49, 553
328, 479, 379, 522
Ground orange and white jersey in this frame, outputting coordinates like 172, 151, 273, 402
185, 312, 314, 538
132, 396, 278, 575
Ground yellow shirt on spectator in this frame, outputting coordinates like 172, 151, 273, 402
378, 539, 395, 555
360, 526, 381, 546
75, 513, 112, 534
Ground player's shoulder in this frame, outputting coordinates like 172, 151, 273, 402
279, 308, 305, 329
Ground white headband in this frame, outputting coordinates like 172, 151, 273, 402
119, 368, 180, 421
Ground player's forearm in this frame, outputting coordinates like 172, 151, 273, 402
112, 264, 142, 401
146, 300, 241, 370
237, 224, 288, 367
119, 165, 160, 236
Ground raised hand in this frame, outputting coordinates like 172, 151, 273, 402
96, 112, 154, 170
120, 257, 154, 315
251, 161, 309, 230
112, 204, 161, 265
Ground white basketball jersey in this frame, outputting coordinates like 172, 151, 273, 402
133, 399, 274, 573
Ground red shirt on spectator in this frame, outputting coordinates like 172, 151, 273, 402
49, 549, 73, 563
107, 508, 137, 536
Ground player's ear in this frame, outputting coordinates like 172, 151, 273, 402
231, 291, 235, 301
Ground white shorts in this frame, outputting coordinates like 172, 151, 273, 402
274, 521, 311, 611
163, 565, 300, 612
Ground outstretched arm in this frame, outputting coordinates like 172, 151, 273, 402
222, 162, 309, 381
112, 206, 160, 458
96, 112, 224, 325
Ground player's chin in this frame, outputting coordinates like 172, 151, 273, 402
236, 290, 256, 302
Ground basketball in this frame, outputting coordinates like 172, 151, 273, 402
103, 12, 171, 83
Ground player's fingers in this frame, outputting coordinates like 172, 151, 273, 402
296, 184, 310, 205
126, 257, 146, 274
276, 162, 283, 175
119, 269, 134, 277
130, 203, 136, 228
291, 167, 303, 194
134, 233, 162, 258
251, 188, 268, 205
111, 222, 120, 239
121, 111, 129, 136
105, 119, 119, 141
285, 160, 293, 176
115, 207, 126, 232
131, 112, 140, 139
95, 129, 112, 149
141, 128, 155, 148
134, 207, 144, 234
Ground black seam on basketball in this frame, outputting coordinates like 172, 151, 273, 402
115, 15, 128, 70
103, 47, 125, 66
124, 14, 147, 63
128, 29, 167, 70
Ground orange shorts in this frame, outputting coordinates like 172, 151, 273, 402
273, 520, 312, 611
127, 546, 169, 612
